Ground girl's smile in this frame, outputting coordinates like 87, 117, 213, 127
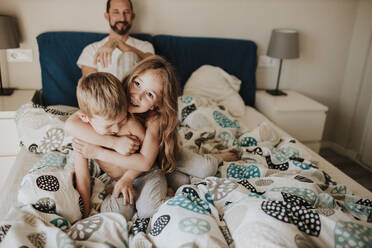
128, 69, 163, 113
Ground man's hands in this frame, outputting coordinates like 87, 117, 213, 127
94, 38, 133, 68
94, 39, 117, 68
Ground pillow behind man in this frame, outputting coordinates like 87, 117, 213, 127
183, 65, 246, 117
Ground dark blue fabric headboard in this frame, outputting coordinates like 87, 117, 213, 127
37, 31, 257, 107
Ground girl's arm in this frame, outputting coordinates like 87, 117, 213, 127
65, 112, 140, 155
72, 117, 160, 172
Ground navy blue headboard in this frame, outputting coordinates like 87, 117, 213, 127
37, 32, 257, 107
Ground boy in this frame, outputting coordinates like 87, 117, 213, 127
73, 72, 145, 217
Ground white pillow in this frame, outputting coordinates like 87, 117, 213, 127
183, 65, 246, 117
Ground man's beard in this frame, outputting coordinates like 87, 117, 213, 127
111, 21, 132, 35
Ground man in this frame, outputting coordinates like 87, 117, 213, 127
77, 0, 154, 79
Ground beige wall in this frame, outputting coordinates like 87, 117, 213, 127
334, 0, 372, 152
0, 0, 362, 146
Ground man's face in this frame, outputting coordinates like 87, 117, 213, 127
106, 0, 135, 35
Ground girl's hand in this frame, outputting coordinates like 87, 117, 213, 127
72, 138, 101, 159
112, 135, 140, 155
113, 177, 135, 205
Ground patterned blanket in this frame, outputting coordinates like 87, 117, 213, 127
0, 97, 371, 247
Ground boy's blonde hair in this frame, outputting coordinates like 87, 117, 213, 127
123, 56, 180, 174
77, 72, 127, 119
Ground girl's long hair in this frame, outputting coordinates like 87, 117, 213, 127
123, 55, 180, 173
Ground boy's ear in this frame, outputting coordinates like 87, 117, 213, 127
78, 112, 90, 123
104, 12, 109, 22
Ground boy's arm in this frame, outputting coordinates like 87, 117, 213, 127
74, 154, 90, 218
65, 112, 140, 155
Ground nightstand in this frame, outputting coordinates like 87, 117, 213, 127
0, 89, 36, 189
255, 90, 328, 153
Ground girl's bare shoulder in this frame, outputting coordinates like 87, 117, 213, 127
145, 111, 160, 128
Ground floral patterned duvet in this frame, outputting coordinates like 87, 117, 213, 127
0, 96, 371, 247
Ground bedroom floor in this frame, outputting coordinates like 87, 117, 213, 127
320, 148, 372, 192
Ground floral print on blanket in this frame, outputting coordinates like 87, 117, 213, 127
16, 103, 77, 154
3, 96, 371, 247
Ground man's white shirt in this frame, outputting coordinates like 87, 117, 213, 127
77, 36, 154, 79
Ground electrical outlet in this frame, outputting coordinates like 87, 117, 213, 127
258, 55, 276, 67
7, 49, 33, 62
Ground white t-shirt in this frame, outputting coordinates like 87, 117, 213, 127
77, 36, 154, 80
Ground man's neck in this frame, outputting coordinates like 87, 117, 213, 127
109, 31, 130, 41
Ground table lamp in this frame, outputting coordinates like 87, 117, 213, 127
0, 15, 20, 96
266, 28, 299, 96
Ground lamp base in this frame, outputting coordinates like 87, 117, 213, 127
266, 89, 287, 96
0, 88, 15, 96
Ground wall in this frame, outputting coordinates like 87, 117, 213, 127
360, 40, 372, 167
333, 0, 372, 160
0, 0, 359, 143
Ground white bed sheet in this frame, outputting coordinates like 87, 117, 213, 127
0, 147, 42, 219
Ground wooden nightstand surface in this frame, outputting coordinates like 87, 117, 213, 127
0, 89, 36, 118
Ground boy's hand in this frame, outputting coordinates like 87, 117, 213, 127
72, 138, 100, 159
112, 135, 140, 155
113, 177, 135, 206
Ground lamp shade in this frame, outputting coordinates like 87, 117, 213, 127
267, 28, 299, 59
0, 15, 20, 49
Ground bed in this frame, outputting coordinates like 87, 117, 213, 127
0, 31, 371, 247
